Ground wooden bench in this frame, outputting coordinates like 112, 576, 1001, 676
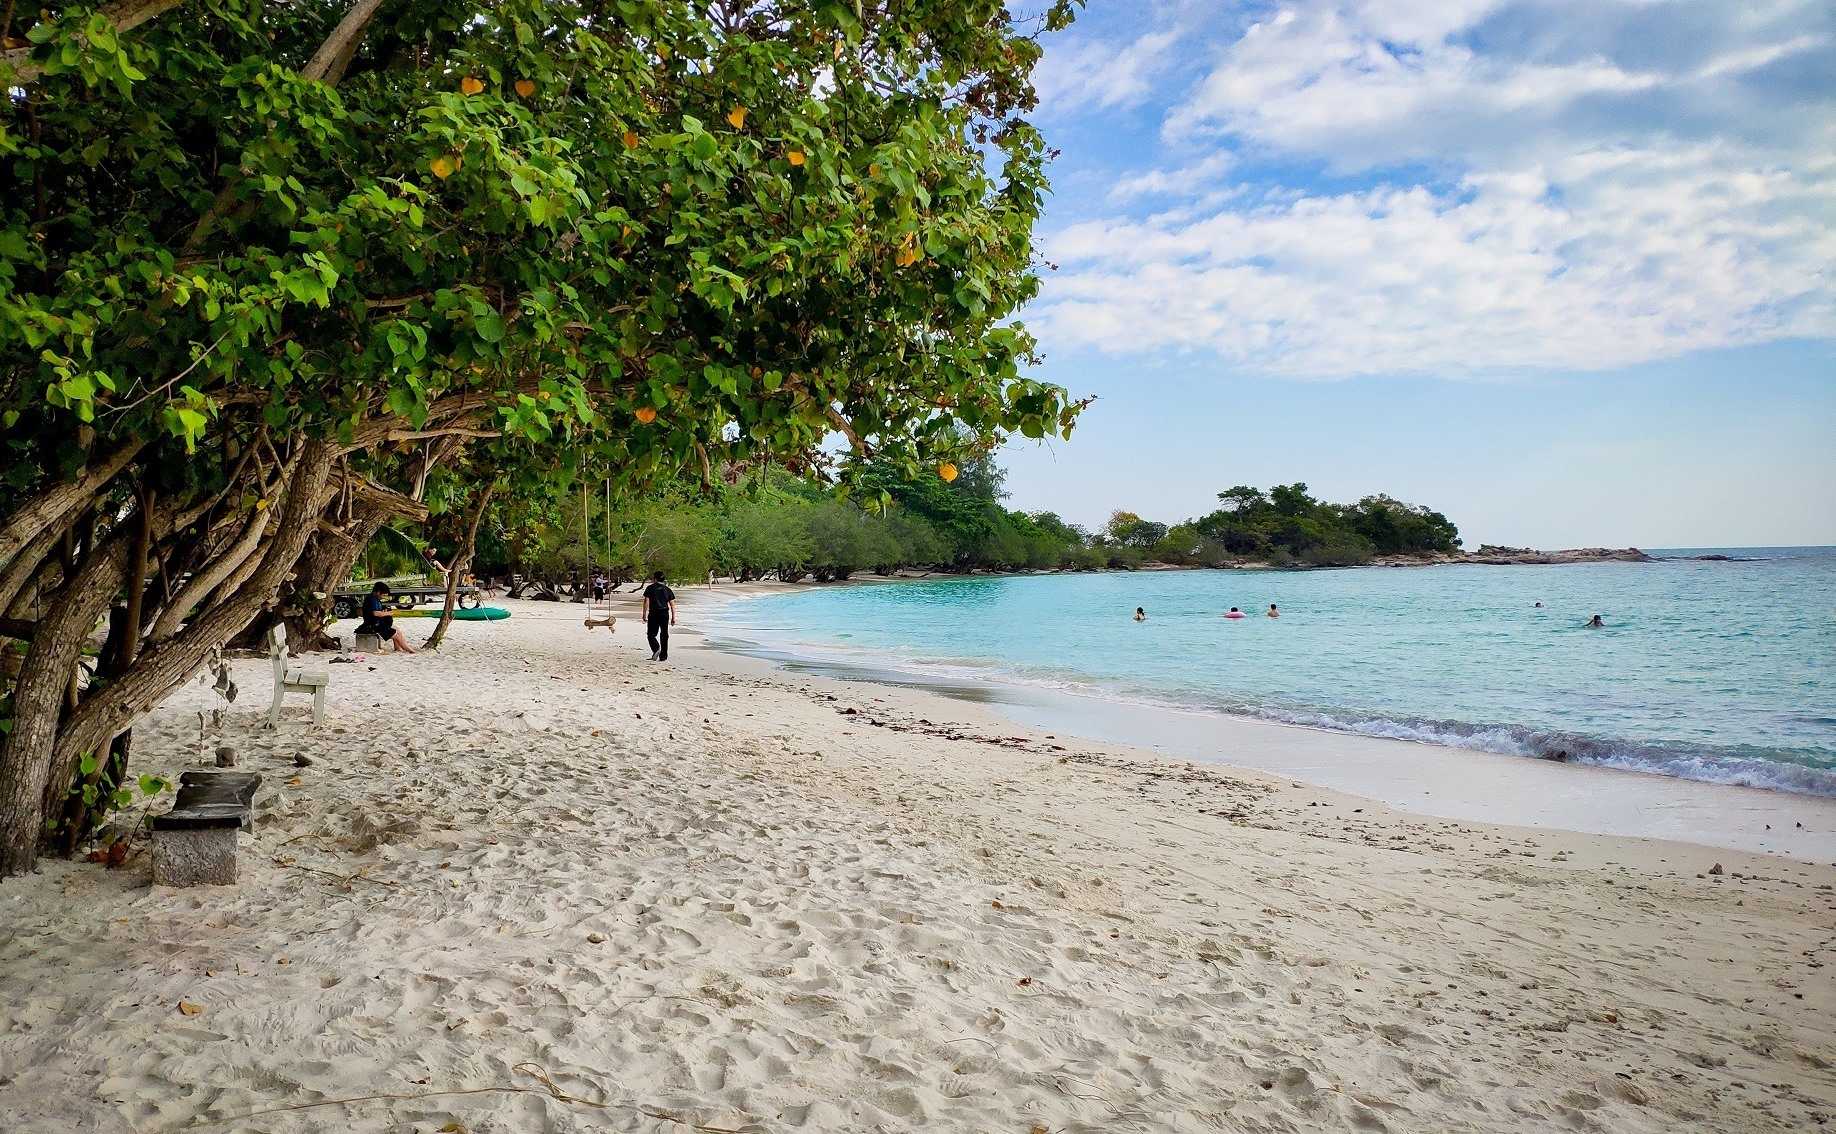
151, 771, 262, 886
268, 623, 328, 727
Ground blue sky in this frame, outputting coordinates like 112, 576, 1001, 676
995, 0, 1836, 548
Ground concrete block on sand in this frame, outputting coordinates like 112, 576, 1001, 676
152, 827, 238, 886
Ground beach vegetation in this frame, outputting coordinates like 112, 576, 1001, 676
0, 0, 1086, 876
459, 466, 1464, 587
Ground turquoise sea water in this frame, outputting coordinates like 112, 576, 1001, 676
711, 548, 1836, 796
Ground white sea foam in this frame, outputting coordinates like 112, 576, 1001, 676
708, 604, 1836, 799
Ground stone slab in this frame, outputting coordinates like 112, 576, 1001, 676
152, 826, 238, 886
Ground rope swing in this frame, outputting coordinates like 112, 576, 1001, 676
582, 473, 616, 632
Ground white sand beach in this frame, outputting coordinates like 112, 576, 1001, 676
1, 589, 1833, 1133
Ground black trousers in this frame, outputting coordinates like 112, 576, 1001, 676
646, 616, 669, 660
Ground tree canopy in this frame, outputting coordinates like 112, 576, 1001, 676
456, 466, 1462, 586
0, 0, 1084, 876
1185, 484, 1461, 566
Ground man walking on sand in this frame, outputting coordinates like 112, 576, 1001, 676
641, 571, 677, 661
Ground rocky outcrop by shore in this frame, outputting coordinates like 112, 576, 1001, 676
1461, 545, 1653, 565
1365, 547, 1652, 567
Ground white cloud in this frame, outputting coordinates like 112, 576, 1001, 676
1037, 142, 1836, 376
1108, 153, 1235, 200
1692, 33, 1827, 80
1034, 28, 1180, 114
1162, 6, 1667, 167
1034, 0, 1836, 376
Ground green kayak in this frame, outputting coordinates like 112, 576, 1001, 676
390, 606, 511, 621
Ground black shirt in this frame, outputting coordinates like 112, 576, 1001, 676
361, 593, 390, 627
643, 582, 674, 621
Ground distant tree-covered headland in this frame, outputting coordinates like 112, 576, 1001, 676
458, 463, 1461, 589
1110, 483, 1462, 569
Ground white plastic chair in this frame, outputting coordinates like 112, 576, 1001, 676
267, 623, 328, 728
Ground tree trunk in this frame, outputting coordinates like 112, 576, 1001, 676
43, 443, 335, 801
0, 439, 145, 567
0, 527, 130, 876
236, 452, 439, 652
116, 487, 155, 673
61, 493, 156, 848
424, 484, 494, 650
147, 504, 268, 643
243, 500, 388, 652
0, 504, 83, 616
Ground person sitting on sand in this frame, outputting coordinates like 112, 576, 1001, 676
359, 582, 416, 653
1267, 604, 1279, 618
1586, 614, 1605, 628
1134, 607, 1147, 621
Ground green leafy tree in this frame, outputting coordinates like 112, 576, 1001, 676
719, 496, 814, 581
1191, 484, 1457, 563
1105, 510, 1167, 551
0, 0, 1086, 877
1151, 522, 1204, 565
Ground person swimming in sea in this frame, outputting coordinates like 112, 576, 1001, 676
1586, 614, 1605, 628
1534, 601, 1544, 608
1267, 603, 1279, 618
1134, 607, 1147, 621
1224, 607, 1245, 619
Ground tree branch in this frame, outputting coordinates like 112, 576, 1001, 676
1, 0, 184, 84
302, 0, 387, 84
825, 407, 869, 456
0, 438, 147, 567
352, 477, 432, 523
181, 0, 389, 251
381, 428, 502, 444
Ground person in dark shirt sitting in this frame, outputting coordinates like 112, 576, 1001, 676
359, 582, 416, 653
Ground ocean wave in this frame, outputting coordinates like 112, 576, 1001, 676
708, 603, 1836, 799
1229, 705, 1836, 797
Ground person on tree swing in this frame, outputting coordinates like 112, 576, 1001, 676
359, 582, 416, 654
